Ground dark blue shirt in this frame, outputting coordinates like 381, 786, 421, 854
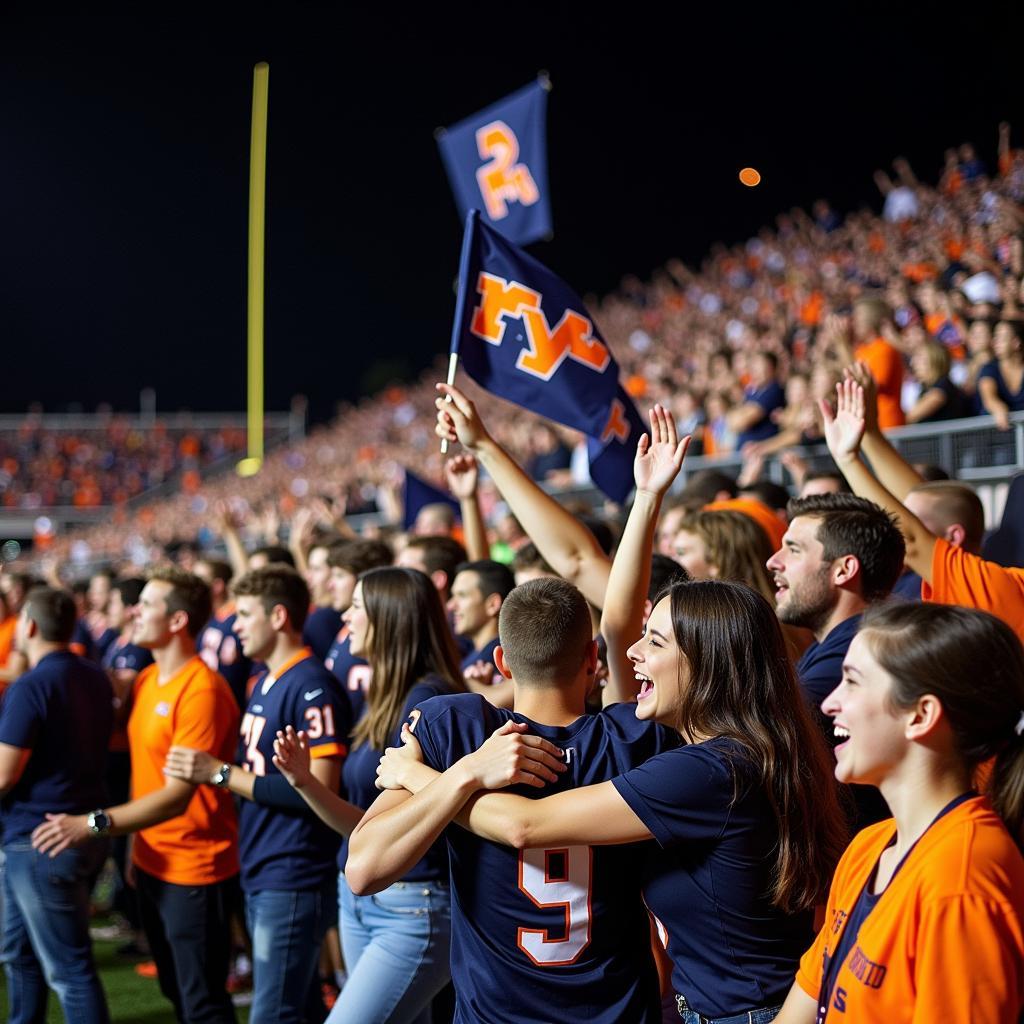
979, 359, 1024, 411
891, 571, 922, 601
459, 636, 500, 681
100, 634, 153, 674
197, 607, 254, 708
324, 627, 371, 726
612, 738, 814, 1018
339, 675, 453, 878
238, 652, 351, 893
0, 651, 113, 842
415, 694, 676, 1024
736, 381, 785, 448
796, 614, 862, 709
303, 606, 342, 663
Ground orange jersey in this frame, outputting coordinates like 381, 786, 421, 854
128, 656, 240, 885
923, 538, 1024, 644
796, 797, 1024, 1022
0, 615, 16, 668
855, 336, 905, 429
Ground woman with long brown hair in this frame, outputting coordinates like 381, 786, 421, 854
776, 602, 1024, 1023
274, 566, 465, 1023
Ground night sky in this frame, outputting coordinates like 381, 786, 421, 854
3, 8, 1023, 423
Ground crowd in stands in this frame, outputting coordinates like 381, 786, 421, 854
1, 128, 1024, 1023
12, 126, 1024, 575
0, 416, 249, 510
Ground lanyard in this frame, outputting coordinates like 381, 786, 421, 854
815, 791, 976, 1023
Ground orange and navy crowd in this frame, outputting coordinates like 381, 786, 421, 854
0, 134, 1023, 1024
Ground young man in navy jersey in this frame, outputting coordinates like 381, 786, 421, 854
194, 557, 254, 707
346, 578, 676, 1024
448, 560, 515, 685
300, 535, 343, 662
0, 587, 113, 1023
323, 539, 391, 724
164, 564, 349, 1024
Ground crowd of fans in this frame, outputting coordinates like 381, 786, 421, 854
0, 416, 249, 510
10, 126, 1022, 577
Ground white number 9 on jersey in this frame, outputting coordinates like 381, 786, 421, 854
516, 846, 592, 966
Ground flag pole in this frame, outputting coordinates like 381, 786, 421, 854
440, 210, 478, 454
239, 61, 269, 478
439, 350, 459, 455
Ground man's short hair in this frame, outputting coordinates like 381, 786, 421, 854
454, 561, 516, 602
681, 469, 738, 504
498, 578, 592, 684
740, 480, 791, 512
909, 480, 986, 550
401, 536, 467, 582
23, 586, 77, 643
113, 577, 147, 608
511, 542, 555, 577
786, 493, 905, 601
803, 470, 850, 493
326, 539, 393, 576
146, 567, 213, 639
196, 558, 232, 585
232, 565, 311, 631
251, 545, 295, 568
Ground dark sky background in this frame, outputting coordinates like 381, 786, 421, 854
3, 7, 1023, 423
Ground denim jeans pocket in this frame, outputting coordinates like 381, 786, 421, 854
369, 883, 433, 917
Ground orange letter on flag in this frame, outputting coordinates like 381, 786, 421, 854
471, 273, 541, 345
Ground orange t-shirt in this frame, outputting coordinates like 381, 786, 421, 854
855, 336, 905, 429
128, 656, 240, 885
923, 538, 1024, 643
0, 615, 17, 668
796, 798, 1024, 1022
704, 497, 787, 552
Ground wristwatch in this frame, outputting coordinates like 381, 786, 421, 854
211, 763, 232, 787
87, 809, 111, 836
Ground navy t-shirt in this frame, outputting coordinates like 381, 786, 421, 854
338, 675, 452, 878
891, 571, 922, 601
736, 381, 785, 448
459, 636, 500, 683
303, 606, 343, 663
238, 651, 351, 893
197, 607, 255, 708
324, 627, 371, 727
796, 614, 861, 709
0, 651, 114, 842
612, 739, 814, 1018
979, 359, 1024, 411
415, 694, 677, 1024
101, 634, 154, 674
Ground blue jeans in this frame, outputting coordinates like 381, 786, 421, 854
244, 878, 335, 1024
1, 840, 110, 1024
331, 873, 451, 1024
676, 995, 780, 1024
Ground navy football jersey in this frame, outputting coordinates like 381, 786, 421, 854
101, 633, 153, 675
197, 603, 255, 708
237, 650, 351, 893
414, 693, 678, 1024
324, 625, 371, 725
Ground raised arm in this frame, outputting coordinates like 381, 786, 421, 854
444, 454, 489, 561
847, 362, 926, 499
435, 383, 611, 608
600, 405, 689, 705
822, 378, 937, 582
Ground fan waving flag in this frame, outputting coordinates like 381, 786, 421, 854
450, 211, 644, 503
437, 80, 551, 245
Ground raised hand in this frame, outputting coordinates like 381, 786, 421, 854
272, 726, 313, 789
844, 361, 880, 435
444, 453, 479, 500
634, 404, 690, 498
435, 383, 492, 451
458, 720, 567, 791
822, 379, 867, 463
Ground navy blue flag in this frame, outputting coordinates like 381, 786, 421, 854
450, 211, 644, 504
403, 469, 461, 532
437, 80, 551, 246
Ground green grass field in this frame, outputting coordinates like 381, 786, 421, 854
0, 931, 252, 1023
